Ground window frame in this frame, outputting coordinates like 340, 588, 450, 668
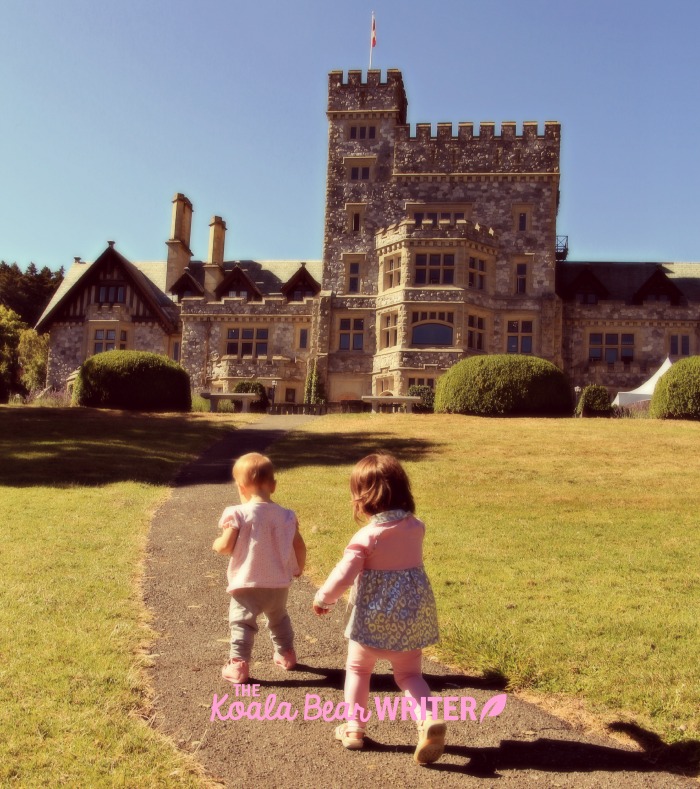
413, 252, 455, 286
506, 319, 534, 355
224, 326, 270, 360
338, 317, 365, 352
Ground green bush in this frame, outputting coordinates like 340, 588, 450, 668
72, 351, 191, 412
576, 384, 611, 417
233, 380, 269, 413
650, 357, 700, 420
407, 384, 435, 413
434, 354, 571, 417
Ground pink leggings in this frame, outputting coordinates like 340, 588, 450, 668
345, 640, 431, 725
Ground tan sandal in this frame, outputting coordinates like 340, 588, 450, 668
335, 722, 365, 750
414, 719, 447, 765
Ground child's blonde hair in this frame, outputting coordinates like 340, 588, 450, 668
232, 452, 276, 488
350, 453, 415, 521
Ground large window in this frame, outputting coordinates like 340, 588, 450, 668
411, 311, 454, 346
349, 125, 376, 140
467, 315, 485, 351
382, 257, 401, 290
408, 377, 435, 389
506, 320, 533, 354
381, 312, 398, 349
93, 328, 126, 355
97, 283, 126, 304
226, 327, 268, 358
414, 253, 455, 285
339, 318, 364, 351
588, 332, 634, 364
670, 334, 690, 357
468, 257, 486, 290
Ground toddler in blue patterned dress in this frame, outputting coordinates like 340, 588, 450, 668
313, 453, 446, 765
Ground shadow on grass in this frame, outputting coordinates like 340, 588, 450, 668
175, 428, 442, 487
270, 430, 442, 473
0, 407, 231, 489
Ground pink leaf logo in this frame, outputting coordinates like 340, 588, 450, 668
479, 693, 507, 723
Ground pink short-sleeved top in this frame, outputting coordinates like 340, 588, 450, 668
219, 501, 299, 592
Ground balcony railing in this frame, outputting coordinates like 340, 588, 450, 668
556, 235, 569, 261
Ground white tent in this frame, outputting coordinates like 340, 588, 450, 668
612, 357, 673, 406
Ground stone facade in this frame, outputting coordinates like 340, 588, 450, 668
38, 68, 700, 400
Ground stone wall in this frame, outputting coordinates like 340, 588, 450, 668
46, 324, 84, 389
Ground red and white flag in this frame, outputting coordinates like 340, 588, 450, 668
371, 14, 377, 48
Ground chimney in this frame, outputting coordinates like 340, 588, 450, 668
203, 215, 226, 299
166, 193, 194, 293
207, 216, 226, 266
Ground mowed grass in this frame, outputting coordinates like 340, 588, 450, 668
0, 407, 254, 787
270, 414, 700, 750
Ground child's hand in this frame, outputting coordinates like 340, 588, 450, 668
313, 603, 332, 616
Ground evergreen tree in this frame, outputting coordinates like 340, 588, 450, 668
0, 261, 64, 326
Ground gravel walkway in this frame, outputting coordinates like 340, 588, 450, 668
144, 416, 697, 788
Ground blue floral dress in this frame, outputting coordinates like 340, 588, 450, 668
344, 510, 440, 651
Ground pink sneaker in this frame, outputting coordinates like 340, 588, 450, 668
273, 649, 297, 670
221, 658, 249, 684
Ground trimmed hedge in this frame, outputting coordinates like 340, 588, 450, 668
650, 356, 700, 420
407, 384, 435, 413
72, 351, 191, 412
233, 380, 269, 413
434, 354, 571, 416
576, 384, 611, 417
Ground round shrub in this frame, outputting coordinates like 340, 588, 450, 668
233, 380, 269, 413
575, 384, 611, 417
407, 384, 435, 413
650, 357, 700, 420
72, 351, 191, 412
434, 354, 571, 417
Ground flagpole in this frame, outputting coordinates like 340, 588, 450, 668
369, 12, 375, 70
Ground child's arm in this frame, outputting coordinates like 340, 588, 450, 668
312, 531, 370, 615
292, 525, 306, 577
213, 526, 238, 555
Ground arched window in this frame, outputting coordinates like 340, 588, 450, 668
411, 323, 453, 346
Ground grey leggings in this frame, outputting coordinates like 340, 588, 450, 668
228, 587, 294, 661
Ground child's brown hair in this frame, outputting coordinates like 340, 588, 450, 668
350, 453, 415, 521
232, 452, 275, 488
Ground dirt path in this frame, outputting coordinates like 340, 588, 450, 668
144, 416, 697, 788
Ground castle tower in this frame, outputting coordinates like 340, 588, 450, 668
320, 69, 563, 402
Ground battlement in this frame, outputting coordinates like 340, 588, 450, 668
375, 217, 498, 250
328, 69, 407, 123
393, 120, 560, 175
395, 120, 559, 143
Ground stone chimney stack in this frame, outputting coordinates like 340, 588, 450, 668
203, 216, 226, 299
166, 193, 194, 293
207, 216, 226, 266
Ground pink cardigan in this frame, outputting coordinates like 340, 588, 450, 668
316, 513, 426, 607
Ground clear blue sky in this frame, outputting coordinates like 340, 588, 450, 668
2, 0, 699, 270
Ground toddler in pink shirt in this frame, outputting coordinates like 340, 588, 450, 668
213, 452, 306, 684
313, 453, 446, 765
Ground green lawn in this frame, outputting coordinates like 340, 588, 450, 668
0, 407, 252, 787
269, 414, 700, 754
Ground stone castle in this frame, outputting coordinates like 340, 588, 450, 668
38, 69, 700, 402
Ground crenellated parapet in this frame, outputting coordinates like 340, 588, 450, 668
328, 69, 407, 122
375, 218, 498, 252
393, 121, 560, 175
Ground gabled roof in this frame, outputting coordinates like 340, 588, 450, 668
557, 265, 609, 300
632, 266, 684, 305
170, 268, 204, 296
281, 263, 322, 299
36, 245, 178, 332
187, 259, 323, 297
556, 261, 700, 304
215, 265, 263, 300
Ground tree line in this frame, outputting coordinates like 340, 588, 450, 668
0, 261, 64, 401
